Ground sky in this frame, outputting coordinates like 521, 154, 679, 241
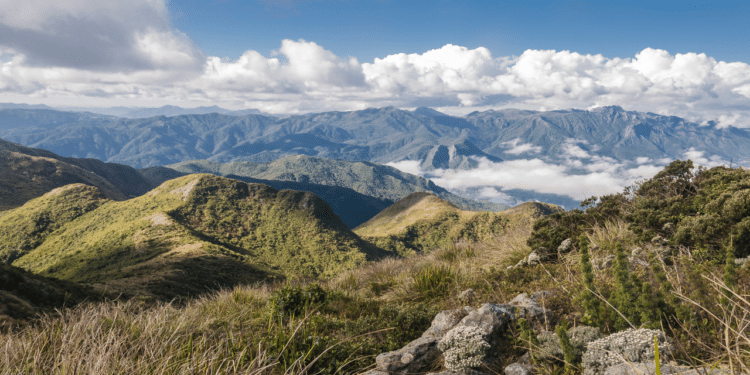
0, 0, 748, 125
0, 0, 747, 205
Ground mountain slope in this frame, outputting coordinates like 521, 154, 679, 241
0, 138, 155, 211
5, 106, 750, 170
2, 175, 389, 298
354, 193, 563, 255
164, 155, 508, 217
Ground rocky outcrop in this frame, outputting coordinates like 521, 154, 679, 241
582, 328, 672, 375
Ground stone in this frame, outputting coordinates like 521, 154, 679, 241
557, 238, 574, 255
603, 363, 681, 375
375, 336, 442, 374
423, 308, 469, 339
458, 289, 476, 305
582, 328, 673, 375
508, 292, 554, 329
504, 363, 532, 375
457, 303, 513, 338
526, 251, 541, 265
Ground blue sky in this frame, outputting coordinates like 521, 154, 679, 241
0, 0, 748, 126
170, 1, 750, 64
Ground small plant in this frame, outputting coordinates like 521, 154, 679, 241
517, 317, 539, 363
438, 325, 490, 372
555, 321, 577, 374
578, 235, 602, 327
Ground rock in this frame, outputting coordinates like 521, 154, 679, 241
735, 257, 749, 267
375, 336, 442, 374
457, 303, 513, 338
508, 293, 554, 329
582, 328, 673, 375
360, 370, 390, 375
529, 290, 552, 303
557, 238, 573, 255
527, 252, 542, 265
423, 308, 469, 339
594, 255, 615, 270
439, 325, 490, 372
374, 307, 469, 374
603, 363, 681, 375
458, 289, 476, 305
504, 363, 532, 375
534, 325, 602, 364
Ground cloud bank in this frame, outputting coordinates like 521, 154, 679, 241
388, 141, 730, 207
1, 0, 749, 126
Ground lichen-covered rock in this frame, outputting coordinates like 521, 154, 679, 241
457, 303, 513, 338
582, 328, 672, 375
423, 308, 469, 339
438, 325, 490, 372
504, 363, 532, 375
508, 293, 554, 329
458, 289, 476, 305
375, 336, 442, 374
557, 238, 573, 255
536, 326, 602, 362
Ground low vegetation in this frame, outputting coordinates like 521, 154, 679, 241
1, 160, 749, 374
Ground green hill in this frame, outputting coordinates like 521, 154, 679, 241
354, 193, 563, 255
2, 174, 389, 299
162, 155, 508, 224
0, 138, 154, 211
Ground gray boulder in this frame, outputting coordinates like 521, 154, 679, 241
557, 238, 574, 255
582, 328, 672, 375
536, 325, 602, 362
508, 293, 554, 329
373, 307, 468, 374
374, 336, 442, 374
456, 303, 513, 339
602, 363, 741, 375
504, 363, 532, 375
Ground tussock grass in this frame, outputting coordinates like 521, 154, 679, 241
585, 220, 638, 253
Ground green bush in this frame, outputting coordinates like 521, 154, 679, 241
268, 283, 330, 317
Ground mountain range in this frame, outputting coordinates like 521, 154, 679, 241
3, 105, 747, 170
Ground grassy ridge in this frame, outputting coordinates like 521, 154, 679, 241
5, 174, 390, 299
355, 192, 562, 256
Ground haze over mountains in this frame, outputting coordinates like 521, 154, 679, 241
1, 104, 745, 207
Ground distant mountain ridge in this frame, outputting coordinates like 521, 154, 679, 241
151, 155, 508, 228
52, 105, 279, 119
3, 105, 748, 171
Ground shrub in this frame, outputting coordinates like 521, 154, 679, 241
411, 265, 456, 301
438, 325, 490, 372
268, 283, 329, 317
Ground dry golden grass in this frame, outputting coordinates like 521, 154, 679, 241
585, 219, 638, 253
0, 285, 289, 375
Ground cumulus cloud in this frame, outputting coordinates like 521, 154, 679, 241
388, 155, 676, 205
0, 1, 749, 123
502, 138, 542, 155
0, 0, 205, 72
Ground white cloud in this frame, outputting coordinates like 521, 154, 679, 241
502, 138, 542, 155
0, 1, 749, 123
389, 156, 672, 202
0, 0, 204, 72
683, 148, 728, 167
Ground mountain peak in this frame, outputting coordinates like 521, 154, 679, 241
412, 107, 448, 117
